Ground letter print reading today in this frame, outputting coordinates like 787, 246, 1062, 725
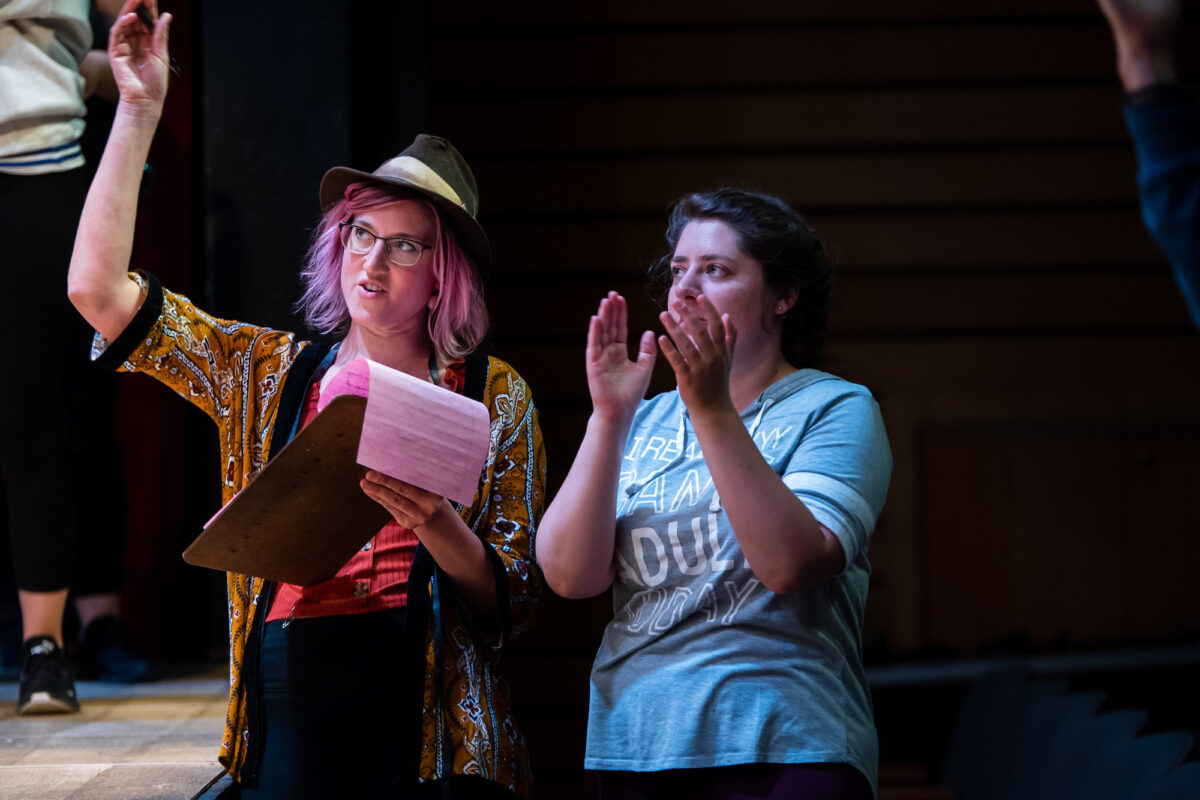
614, 423, 794, 633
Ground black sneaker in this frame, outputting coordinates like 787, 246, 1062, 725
77, 616, 157, 683
16, 636, 80, 715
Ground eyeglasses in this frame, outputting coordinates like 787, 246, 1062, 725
338, 222, 432, 267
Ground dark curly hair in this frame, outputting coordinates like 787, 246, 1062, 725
648, 188, 833, 369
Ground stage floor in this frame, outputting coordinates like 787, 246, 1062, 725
0, 668, 229, 800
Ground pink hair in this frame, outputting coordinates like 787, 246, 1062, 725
297, 182, 489, 362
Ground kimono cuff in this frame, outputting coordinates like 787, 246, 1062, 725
91, 270, 164, 370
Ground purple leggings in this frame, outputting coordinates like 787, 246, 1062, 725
586, 762, 874, 800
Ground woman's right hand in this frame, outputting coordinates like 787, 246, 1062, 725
586, 292, 657, 423
108, 0, 172, 116
68, 1, 171, 342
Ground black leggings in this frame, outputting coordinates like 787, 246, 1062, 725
0, 169, 126, 595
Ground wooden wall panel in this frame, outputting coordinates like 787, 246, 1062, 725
813, 210, 1162, 269
920, 428, 1200, 650
436, 87, 1131, 153
439, 0, 1103, 25
434, 23, 1200, 92
470, 149, 1139, 213
831, 271, 1193, 333
921, 431, 1127, 649
1124, 433, 1200, 640
434, 26, 1117, 90
482, 210, 1164, 278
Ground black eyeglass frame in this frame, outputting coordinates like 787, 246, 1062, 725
337, 222, 434, 267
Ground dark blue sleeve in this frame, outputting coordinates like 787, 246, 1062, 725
1124, 84, 1200, 329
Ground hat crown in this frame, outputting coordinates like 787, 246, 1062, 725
387, 134, 479, 219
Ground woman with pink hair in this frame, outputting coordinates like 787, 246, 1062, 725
66, 3, 544, 798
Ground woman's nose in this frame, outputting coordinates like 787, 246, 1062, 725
675, 267, 700, 299
363, 240, 389, 272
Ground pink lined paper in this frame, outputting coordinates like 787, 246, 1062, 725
320, 358, 490, 505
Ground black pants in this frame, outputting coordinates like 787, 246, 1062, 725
239, 609, 519, 800
0, 168, 125, 595
240, 609, 411, 799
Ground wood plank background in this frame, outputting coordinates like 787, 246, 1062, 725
423, 2, 1200, 795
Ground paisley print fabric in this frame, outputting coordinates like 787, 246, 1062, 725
98, 272, 545, 796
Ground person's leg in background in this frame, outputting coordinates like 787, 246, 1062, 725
58, 18, 155, 684
63, 309, 154, 683
0, 168, 88, 714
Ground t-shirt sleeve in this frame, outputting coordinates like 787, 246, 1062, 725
780, 389, 892, 568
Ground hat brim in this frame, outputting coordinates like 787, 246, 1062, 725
319, 166, 492, 276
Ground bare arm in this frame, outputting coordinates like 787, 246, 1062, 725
1097, 0, 1181, 91
536, 293, 657, 599
658, 296, 844, 594
67, 0, 171, 342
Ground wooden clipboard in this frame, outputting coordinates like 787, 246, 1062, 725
182, 395, 391, 586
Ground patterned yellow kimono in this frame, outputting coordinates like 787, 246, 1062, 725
95, 272, 546, 796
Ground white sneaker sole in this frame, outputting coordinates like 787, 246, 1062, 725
16, 691, 79, 715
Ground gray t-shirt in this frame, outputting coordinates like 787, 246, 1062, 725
585, 369, 892, 789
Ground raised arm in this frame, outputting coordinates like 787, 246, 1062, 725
536, 293, 657, 599
1097, 0, 1180, 91
67, 0, 172, 342
1100, 0, 1200, 328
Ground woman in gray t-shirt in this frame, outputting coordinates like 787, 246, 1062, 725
537, 189, 892, 799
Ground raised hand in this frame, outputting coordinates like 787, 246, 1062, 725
658, 294, 738, 416
586, 292, 657, 423
1097, 0, 1180, 90
108, 0, 172, 114
1098, 0, 1181, 42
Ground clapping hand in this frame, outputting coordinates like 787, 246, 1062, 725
658, 294, 738, 416
587, 292, 657, 424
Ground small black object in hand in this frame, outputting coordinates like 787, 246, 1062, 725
134, 3, 181, 76
134, 3, 154, 30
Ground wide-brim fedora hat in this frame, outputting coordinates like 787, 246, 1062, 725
319, 134, 491, 274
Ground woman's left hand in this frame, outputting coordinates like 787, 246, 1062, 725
658, 294, 738, 416
361, 470, 451, 531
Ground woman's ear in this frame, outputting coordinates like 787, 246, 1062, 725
775, 287, 799, 316
428, 286, 441, 310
